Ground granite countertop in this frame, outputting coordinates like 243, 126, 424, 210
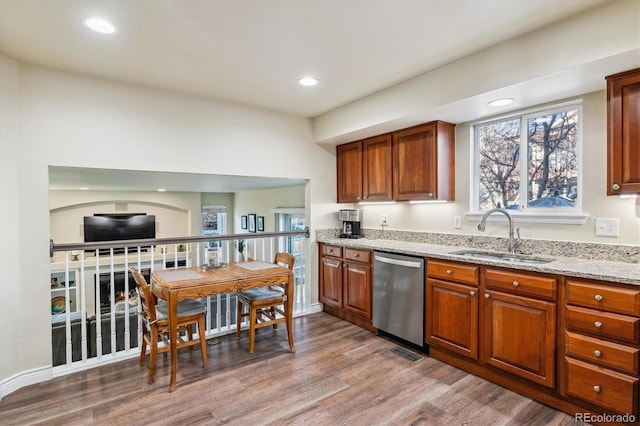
317, 237, 640, 286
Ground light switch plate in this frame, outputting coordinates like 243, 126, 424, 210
453, 216, 462, 229
595, 218, 619, 237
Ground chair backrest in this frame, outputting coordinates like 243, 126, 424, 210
274, 252, 295, 271
129, 267, 156, 325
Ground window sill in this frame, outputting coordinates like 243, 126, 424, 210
465, 212, 588, 225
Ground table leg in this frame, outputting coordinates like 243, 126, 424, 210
168, 291, 178, 391
285, 273, 296, 353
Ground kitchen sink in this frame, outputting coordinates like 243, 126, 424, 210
450, 250, 553, 264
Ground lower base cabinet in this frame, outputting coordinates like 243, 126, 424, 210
319, 243, 374, 331
481, 289, 556, 388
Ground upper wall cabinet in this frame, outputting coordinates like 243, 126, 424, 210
336, 121, 455, 203
392, 121, 456, 201
337, 134, 393, 203
606, 68, 640, 195
362, 134, 393, 202
337, 141, 363, 203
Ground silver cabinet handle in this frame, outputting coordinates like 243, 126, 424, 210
612, 183, 620, 191
446, 269, 452, 275
594, 321, 602, 328
512, 281, 519, 287
470, 290, 476, 296
593, 385, 601, 393
484, 293, 490, 299
594, 294, 603, 301
594, 350, 602, 357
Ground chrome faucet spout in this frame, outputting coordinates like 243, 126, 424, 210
477, 208, 521, 254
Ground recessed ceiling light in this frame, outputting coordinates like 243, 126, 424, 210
157, 188, 167, 192
84, 17, 117, 34
298, 76, 319, 87
78, 187, 90, 190
488, 98, 515, 107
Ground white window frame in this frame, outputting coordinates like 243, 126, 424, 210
466, 101, 587, 225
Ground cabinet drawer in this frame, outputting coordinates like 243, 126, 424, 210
484, 268, 557, 300
322, 245, 343, 258
566, 305, 640, 344
566, 357, 638, 415
345, 248, 371, 263
566, 331, 639, 375
427, 260, 478, 285
567, 280, 640, 316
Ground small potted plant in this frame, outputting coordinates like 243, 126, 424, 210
237, 239, 246, 261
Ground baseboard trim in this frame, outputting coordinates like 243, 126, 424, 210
0, 366, 52, 401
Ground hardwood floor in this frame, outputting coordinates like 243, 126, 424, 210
0, 313, 584, 425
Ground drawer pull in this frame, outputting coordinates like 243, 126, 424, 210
354, 253, 359, 257
470, 290, 475, 296
594, 321, 602, 328
446, 269, 452, 275
512, 281, 519, 287
484, 293, 490, 299
594, 350, 602, 357
593, 385, 601, 393
594, 294, 603, 301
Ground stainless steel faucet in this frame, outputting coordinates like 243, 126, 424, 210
477, 208, 522, 254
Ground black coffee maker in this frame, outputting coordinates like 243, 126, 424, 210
339, 209, 363, 238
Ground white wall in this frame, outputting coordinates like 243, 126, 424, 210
0, 62, 338, 392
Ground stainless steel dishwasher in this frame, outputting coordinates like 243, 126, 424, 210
373, 251, 425, 347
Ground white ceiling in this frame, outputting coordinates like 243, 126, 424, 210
0, 0, 621, 192
0, 0, 609, 118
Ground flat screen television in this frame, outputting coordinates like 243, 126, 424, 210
84, 214, 156, 253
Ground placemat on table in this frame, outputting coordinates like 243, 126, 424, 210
236, 261, 279, 271
156, 269, 204, 282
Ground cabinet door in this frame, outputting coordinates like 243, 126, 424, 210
343, 260, 371, 319
481, 289, 556, 388
320, 256, 343, 308
426, 278, 478, 359
362, 134, 392, 201
392, 121, 455, 201
337, 141, 363, 202
607, 68, 640, 195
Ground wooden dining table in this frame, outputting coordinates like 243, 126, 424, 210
151, 260, 295, 391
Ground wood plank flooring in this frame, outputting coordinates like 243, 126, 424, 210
0, 313, 585, 425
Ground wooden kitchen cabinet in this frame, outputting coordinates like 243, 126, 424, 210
319, 243, 374, 331
426, 260, 479, 359
362, 134, 393, 202
606, 68, 640, 195
337, 141, 363, 203
336, 135, 392, 203
481, 268, 557, 388
392, 121, 455, 201
562, 277, 640, 416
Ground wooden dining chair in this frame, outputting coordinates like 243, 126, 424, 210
236, 252, 295, 353
130, 267, 208, 384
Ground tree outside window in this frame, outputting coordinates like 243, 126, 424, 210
475, 106, 580, 212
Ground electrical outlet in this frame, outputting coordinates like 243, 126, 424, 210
595, 218, 619, 237
380, 215, 389, 226
453, 216, 462, 229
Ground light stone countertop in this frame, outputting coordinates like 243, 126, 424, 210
317, 237, 640, 286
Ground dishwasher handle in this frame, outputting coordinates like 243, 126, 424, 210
374, 255, 422, 269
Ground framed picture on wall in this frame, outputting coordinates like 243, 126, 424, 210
241, 215, 248, 230
248, 214, 256, 233
257, 216, 264, 232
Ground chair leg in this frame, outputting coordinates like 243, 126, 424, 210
249, 306, 257, 353
139, 329, 148, 366
236, 299, 242, 339
148, 328, 158, 384
187, 324, 194, 352
198, 316, 208, 368
271, 307, 278, 329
